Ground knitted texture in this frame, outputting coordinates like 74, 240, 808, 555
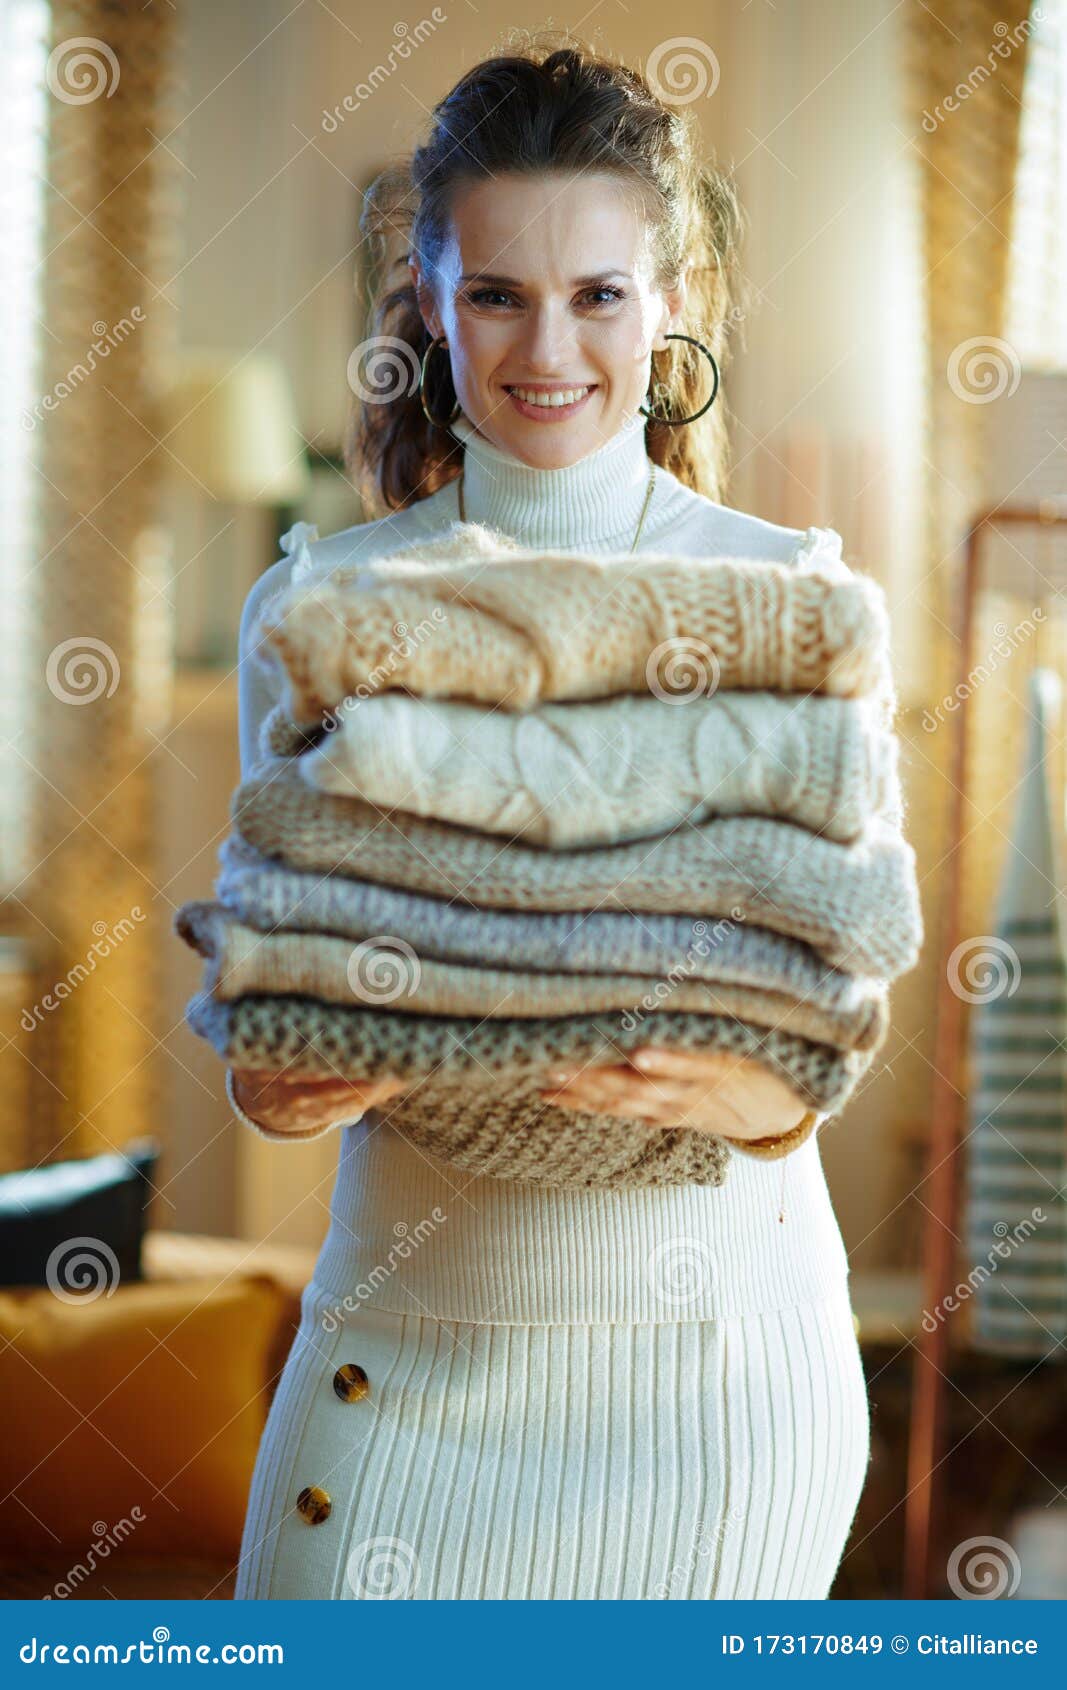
174, 897, 888, 1054
252, 543, 894, 722
279, 687, 901, 848
215, 830, 887, 1033
232, 755, 922, 978
185, 989, 868, 1187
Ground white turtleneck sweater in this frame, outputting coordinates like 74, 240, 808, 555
234, 407, 856, 1326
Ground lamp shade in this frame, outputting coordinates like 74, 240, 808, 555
163, 348, 310, 503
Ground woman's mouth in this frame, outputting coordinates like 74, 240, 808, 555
503, 384, 596, 420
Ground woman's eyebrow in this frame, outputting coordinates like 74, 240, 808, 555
458, 269, 632, 286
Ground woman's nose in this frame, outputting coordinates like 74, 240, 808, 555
517, 303, 580, 370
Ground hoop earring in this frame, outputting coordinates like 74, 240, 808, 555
419, 334, 461, 428
639, 332, 719, 426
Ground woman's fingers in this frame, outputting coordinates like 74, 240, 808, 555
541, 1064, 691, 1118
629, 1046, 736, 1079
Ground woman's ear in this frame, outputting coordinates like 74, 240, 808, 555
407, 254, 441, 339
651, 264, 692, 349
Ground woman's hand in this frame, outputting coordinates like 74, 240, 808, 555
230, 1068, 409, 1137
539, 1046, 808, 1142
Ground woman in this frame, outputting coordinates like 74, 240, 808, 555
229, 35, 871, 1601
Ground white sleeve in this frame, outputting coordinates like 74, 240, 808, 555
237, 552, 294, 780
230, 540, 367, 1142
790, 525, 852, 581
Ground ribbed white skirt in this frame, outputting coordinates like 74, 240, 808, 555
235, 1278, 870, 1599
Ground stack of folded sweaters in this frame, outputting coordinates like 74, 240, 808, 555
175, 522, 923, 1190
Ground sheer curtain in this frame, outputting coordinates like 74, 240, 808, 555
1007, 0, 1067, 366
0, 0, 50, 891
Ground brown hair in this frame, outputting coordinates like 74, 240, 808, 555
349, 27, 751, 517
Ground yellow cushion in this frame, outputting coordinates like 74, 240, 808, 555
0, 1273, 288, 1559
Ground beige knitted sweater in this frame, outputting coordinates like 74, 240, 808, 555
251, 531, 894, 723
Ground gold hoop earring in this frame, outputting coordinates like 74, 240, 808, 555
419, 333, 461, 428
639, 332, 720, 426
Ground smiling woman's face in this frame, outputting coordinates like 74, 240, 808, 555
410, 170, 687, 468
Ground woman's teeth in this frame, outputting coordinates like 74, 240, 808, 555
508, 386, 592, 407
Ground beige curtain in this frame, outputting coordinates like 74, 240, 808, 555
894, 0, 1037, 1232
5, 0, 183, 1168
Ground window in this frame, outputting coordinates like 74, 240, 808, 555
1007, 0, 1067, 367
0, 0, 49, 889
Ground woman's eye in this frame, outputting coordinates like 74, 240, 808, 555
465, 286, 625, 309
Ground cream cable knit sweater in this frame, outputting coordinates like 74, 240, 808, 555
289, 687, 901, 848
